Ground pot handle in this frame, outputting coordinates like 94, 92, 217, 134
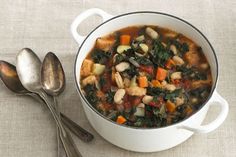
71, 8, 113, 45
181, 91, 229, 133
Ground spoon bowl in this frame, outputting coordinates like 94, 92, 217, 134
0, 60, 28, 94
41, 52, 65, 96
16, 48, 42, 92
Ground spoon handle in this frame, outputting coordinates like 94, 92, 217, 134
60, 113, 94, 142
53, 97, 66, 157
29, 93, 94, 142
39, 91, 82, 157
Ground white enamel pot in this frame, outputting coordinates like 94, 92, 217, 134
71, 8, 229, 152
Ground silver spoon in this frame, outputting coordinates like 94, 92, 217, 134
16, 48, 82, 157
0, 60, 94, 142
41, 52, 65, 157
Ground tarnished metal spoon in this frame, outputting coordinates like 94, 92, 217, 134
0, 60, 94, 143
41, 52, 66, 157
0, 60, 28, 94
16, 48, 82, 157
41, 52, 94, 157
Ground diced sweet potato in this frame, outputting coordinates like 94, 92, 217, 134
81, 59, 94, 77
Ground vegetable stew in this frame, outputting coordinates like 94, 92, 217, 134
80, 25, 212, 128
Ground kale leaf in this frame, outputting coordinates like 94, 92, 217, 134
106, 90, 115, 104
135, 55, 153, 65
168, 39, 189, 56
151, 39, 171, 67
91, 49, 111, 64
164, 88, 182, 101
83, 84, 98, 105
147, 87, 165, 96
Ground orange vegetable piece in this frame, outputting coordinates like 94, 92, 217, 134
156, 67, 167, 81
166, 100, 176, 113
120, 35, 131, 45
165, 59, 175, 69
151, 80, 161, 87
185, 106, 193, 116
138, 76, 148, 88
116, 115, 127, 124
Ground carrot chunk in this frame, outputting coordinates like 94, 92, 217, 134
138, 76, 148, 88
166, 100, 176, 113
165, 59, 175, 69
151, 80, 161, 87
120, 35, 131, 45
116, 115, 127, 124
156, 67, 167, 81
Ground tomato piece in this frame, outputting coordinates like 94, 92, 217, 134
123, 102, 132, 112
139, 65, 154, 75
172, 79, 181, 86
101, 73, 112, 92
183, 80, 191, 89
147, 97, 163, 108
131, 96, 143, 106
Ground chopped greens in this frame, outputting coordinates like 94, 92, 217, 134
83, 84, 98, 105
91, 49, 111, 64
151, 39, 171, 67
106, 90, 115, 103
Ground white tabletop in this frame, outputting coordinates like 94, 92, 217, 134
0, 0, 235, 157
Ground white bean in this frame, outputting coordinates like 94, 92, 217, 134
164, 84, 176, 91
142, 95, 153, 104
175, 97, 184, 106
171, 72, 182, 80
117, 45, 131, 54
170, 45, 178, 55
134, 107, 145, 117
139, 43, 149, 53
146, 27, 159, 39
137, 103, 145, 108
114, 89, 126, 104
161, 80, 167, 86
135, 35, 145, 42
115, 72, 124, 88
126, 86, 147, 96
173, 55, 185, 65
115, 62, 130, 72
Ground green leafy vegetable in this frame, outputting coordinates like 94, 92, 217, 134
147, 87, 165, 96
91, 49, 111, 64
114, 53, 126, 64
125, 65, 139, 77
168, 38, 189, 56
99, 76, 106, 87
106, 90, 115, 103
164, 88, 182, 101
135, 55, 153, 65
176, 66, 207, 80
151, 39, 171, 67
83, 84, 98, 105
